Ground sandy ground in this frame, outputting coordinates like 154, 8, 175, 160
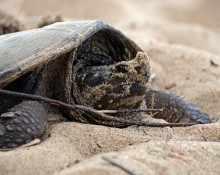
0, 0, 220, 174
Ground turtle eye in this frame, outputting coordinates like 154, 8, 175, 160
92, 46, 100, 54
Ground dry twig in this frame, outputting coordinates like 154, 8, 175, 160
102, 156, 141, 175
0, 89, 195, 127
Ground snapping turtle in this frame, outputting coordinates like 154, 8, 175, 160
0, 21, 214, 148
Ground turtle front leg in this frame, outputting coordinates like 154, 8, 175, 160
145, 89, 215, 124
0, 101, 47, 149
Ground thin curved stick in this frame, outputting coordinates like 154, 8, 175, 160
0, 89, 195, 127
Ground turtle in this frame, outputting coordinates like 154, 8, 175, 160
0, 20, 215, 149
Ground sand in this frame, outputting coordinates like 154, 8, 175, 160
0, 0, 220, 174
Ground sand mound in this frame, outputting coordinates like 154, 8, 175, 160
1, 123, 220, 175
0, 10, 23, 34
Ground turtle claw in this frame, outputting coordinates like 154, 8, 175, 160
19, 138, 41, 148
210, 116, 219, 123
0, 139, 41, 151
1, 111, 17, 118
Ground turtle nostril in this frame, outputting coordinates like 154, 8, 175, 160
116, 65, 127, 73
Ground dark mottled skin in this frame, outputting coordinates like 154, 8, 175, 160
0, 101, 47, 148
145, 90, 212, 123
0, 29, 215, 148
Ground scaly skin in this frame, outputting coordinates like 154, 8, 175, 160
0, 101, 47, 148
145, 89, 212, 124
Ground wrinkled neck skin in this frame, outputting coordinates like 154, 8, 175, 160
36, 52, 75, 103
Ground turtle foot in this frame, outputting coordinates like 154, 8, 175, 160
0, 101, 47, 149
145, 89, 217, 124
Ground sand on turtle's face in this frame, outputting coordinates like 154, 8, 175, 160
0, 0, 220, 174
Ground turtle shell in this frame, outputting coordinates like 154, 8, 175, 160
0, 20, 141, 88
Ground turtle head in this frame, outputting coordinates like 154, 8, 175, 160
76, 51, 151, 110
73, 28, 150, 111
